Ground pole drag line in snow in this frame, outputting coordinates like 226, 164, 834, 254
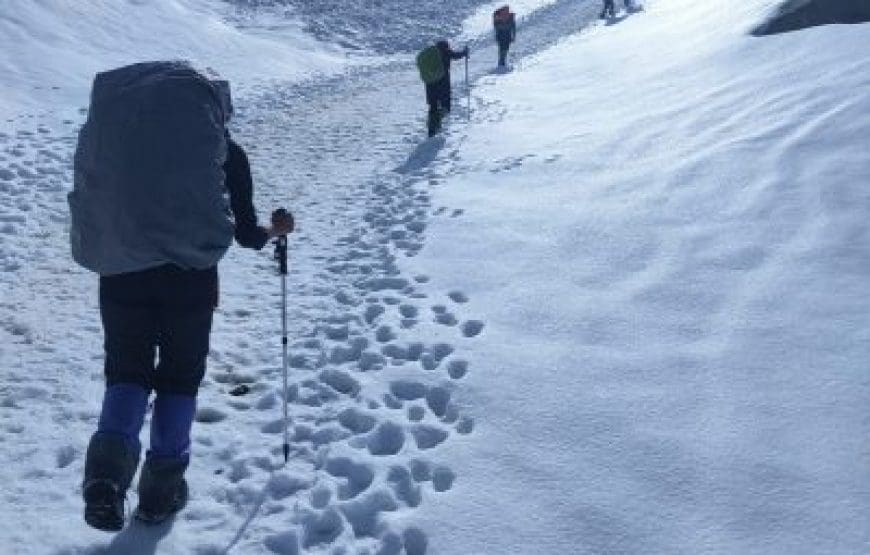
0, 1, 603, 553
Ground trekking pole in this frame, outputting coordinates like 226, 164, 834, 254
272, 210, 290, 464
465, 43, 471, 120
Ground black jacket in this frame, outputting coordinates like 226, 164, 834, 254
435, 40, 468, 80
224, 138, 269, 250
495, 14, 517, 44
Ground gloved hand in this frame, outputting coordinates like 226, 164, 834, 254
268, 208, 294, 237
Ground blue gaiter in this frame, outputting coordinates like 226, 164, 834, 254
97, 383, 149, 454
149, 393, 196, 462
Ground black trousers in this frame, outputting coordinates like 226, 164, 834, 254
99, 265, 218, 396
425, 78, 452, 136
498, 40, 511, 66
425, 78, 452, 113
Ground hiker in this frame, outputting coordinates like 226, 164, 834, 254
69, 61, 294, 531
493, 6, 517, 68
601, 0, 635, 18
600, 0, 616, 18
418, 39, 469, 136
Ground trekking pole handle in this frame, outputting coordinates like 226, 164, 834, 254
271, 207, 294, 234
272, 208, 291, 276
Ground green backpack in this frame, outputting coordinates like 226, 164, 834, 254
416, 45, 445, 84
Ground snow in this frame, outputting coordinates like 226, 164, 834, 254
1, 0, 868, 553
0, 0, 345, 120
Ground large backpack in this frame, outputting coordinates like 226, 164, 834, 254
416, 45, 445, 85
494, 5, 514, 33
69, 61, 235, 276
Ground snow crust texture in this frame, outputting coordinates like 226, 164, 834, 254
1, 0, 869, 554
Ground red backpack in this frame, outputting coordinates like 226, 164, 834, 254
494, 5, 511, 23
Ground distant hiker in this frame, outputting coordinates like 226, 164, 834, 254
416, 39, 469, 136
493, 5, 517, 68
69, 61, 294, 532
601, 0, 636, 18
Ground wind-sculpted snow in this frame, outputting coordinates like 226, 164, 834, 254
225, 0, 490, 53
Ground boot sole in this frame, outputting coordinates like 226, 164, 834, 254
83, 480, 125, 532
85, 506, 125, 532
134, 481, 188, 525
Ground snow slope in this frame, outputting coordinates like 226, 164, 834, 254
405, 1, 870, 553
0, 0, 344, 119
0, 0, 868, 553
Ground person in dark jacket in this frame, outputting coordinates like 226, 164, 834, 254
494, 9, 517, 67
601, 0, 635, 18
426, 39, 469, 136
81, 123, 294, 529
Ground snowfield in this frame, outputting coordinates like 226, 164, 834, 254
0, 0, 868, 554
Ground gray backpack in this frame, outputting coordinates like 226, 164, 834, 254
69, 61, 234, 276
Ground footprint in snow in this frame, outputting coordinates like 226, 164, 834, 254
461, 320, 485, 338
260, 419, 285, 435
318, 368, 360, 396
456, 416, 474, 435
301, 507, 344, 548
324, 456, 374, 500
364, 303, 385, 324
195, 407, 227, 424
387, 465, 422, 508
366, 421, 405, 455
389, 379, 427, 401
339, 487, 398, 538
407, 405, 425, 422
425, 386, 451, 418
267, 472, 311, 501
264, 531, 300, 555
338, 407, 377, 434
432, 465, 456, 492
398, 303, 418, 318
383, 392, 403, 409
435, 312, 458, 326
375, 325, 396, 342
411, 425, 448, 450
55, 445, 76, 469
403, 527, 429, 555
447, 359, 469, 380
309, 484, 331, 509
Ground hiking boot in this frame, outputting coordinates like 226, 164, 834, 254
82, 433, 140, 532
134, 457, 189, 525
83, 479, 125, 532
